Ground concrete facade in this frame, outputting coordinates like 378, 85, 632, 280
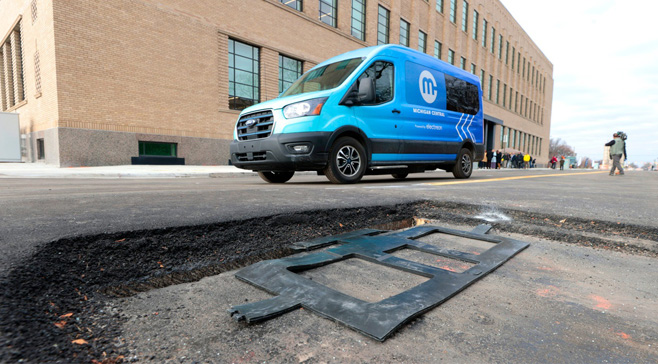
0, 0, 553, 166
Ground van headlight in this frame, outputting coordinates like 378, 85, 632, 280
282, 97, 328, 119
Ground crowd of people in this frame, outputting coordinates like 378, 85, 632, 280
478, 150, 536, 169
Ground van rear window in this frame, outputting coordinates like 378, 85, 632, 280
445, 74, 480, 115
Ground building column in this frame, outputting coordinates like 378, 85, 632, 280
10, 29, 24, 104
2, 42, 15, 109
260, 47, 279, 102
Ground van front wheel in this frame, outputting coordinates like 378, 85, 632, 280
258, 171, 295, 183
324, 137, 366, 184
452, 148, 473, 179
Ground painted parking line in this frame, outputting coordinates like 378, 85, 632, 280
423, 171, 608, 186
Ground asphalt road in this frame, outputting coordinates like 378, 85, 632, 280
1, 169, 656, 274
1, 169, 657, 363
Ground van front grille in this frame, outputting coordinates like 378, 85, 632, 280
236, 152, 267, 162
236, 110, 274, 141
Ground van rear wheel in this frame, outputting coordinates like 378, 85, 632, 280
452, 148, 473, 179
324, 137, 366, 184
258, 171, 295, 183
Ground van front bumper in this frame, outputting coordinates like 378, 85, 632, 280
230, 132, 331, 172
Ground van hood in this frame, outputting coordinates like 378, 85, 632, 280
240, 89, 336, 115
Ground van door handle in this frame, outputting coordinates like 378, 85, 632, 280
392, 109, 401, 114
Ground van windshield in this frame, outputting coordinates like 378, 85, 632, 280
280, 58, 364, 97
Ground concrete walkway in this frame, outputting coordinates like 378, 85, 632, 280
0, 162, 571, 178
0, 162, 255, 178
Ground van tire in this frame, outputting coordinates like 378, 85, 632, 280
324, 137, 366, 184
392, 173, 408, 179
452, 148, 473, 179
258, 171, 295, 183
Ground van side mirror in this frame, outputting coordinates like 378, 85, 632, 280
340, 77, 375, 106
357, 77, 375, 104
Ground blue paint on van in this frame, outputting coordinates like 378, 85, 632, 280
230, 44, 484, 184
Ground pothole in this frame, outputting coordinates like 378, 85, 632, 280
2, 200, 656, 363
299, 258, 429, 303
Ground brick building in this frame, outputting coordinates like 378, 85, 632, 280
0, 0, 552, 166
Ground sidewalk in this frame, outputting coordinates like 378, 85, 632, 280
0, 162, 255, 178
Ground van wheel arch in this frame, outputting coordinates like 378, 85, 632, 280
326, 127, 371, 160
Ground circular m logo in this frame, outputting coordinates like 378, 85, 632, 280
419, 70, 438, 104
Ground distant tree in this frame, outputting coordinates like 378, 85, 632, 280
628, 162, 638, 169
578, 157, 592, 168
549, 138, 576, 157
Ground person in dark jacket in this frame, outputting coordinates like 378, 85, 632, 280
605, 133, 626, 175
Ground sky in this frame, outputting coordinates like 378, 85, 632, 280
501, 0, 658, 165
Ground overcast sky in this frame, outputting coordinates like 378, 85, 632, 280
501, 0, 658, 165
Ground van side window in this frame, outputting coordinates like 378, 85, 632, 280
357, 61, 394, 105
445, 74, 480, 115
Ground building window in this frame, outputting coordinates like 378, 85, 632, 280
0, 21, 26, 111
461, 1, 468, 32
470, 63, 476, 74
399, 19, 410, 47
479, 69, 484, 83
351, 0, 366, 41
434, 40, 442, 59
502, 84, 507, 106
495, 79, 500, 104
449, 0, 457, 23
34, 50, 41, 95
505, 41, 510, 64
515, 91, 518, 112
377, 6, 390, 45
520, 95, 524, 114
487, 74, 492, 100
418, 31, 427, 53
511, 47, 515, 70
228, 39, 260, 110
279, 55, 303, 94
527, 63, 531, 80
522, 57, 526, 79
490, 27, 495, 53
509, 87, 513, 109
280, 0, 302, 11
31, 0, 38, 23
138, 141, 177, 157
436, 0, 444, 13
498, 35, 503, 59
481, 19, 487, 48
37, 138, 45, 160
517, 52, 520, 73
511, 130, 516, 149
460, 57, 466, 70
472, 10, 478, 40
319, 0, 337, 27
448, 49, 455, 65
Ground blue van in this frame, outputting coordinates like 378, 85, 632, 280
230, 44, 484, 184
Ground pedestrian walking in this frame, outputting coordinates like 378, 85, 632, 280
486, 150, 493, 169
490, 150, 497, 169
550, 156, 558, 169
605, 132, 627, 176
559, 156, 565, 170
523, 153, 531, 169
